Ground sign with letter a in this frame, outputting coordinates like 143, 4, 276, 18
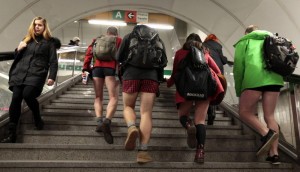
113, 10, 124, 20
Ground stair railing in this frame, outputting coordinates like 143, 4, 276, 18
0, 46, 86, 128
222, 60, 300, 164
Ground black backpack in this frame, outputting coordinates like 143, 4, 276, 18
263, 34, 299, 76
126, 25, 167, 69
174, 46, 217, 100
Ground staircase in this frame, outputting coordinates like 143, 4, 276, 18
0, 79, 295, 171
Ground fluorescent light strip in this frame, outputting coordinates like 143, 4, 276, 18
0, 73, 8, 79
138, 23, 174, 30
88, 20, 127, 26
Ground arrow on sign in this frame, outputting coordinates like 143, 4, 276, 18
127, 12, 134, 19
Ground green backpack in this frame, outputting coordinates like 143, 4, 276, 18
93, 35, 117, 61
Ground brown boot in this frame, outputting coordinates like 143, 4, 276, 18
194, 144, 205, 163
124, 126, 139, 150
137, 150, 153, 164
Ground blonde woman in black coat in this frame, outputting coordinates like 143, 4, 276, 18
1, 16, 59, 143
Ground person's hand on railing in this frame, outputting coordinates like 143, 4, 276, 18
17, 41, 27, 52
47, 79, 55, 86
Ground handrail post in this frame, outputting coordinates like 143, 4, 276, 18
72, 49, 78, 77
289, 83, 300, 163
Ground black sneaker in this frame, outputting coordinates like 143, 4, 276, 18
256, 129, 278, 156
34, 120, 44, 130
101, 119, 113, 144
95, 120, 103, 132
266, 155, 281, 165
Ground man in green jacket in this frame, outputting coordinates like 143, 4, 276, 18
233, 25, 283, 165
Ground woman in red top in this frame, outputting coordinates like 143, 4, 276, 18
167, 33, 224, 163
82, 26, 122, 144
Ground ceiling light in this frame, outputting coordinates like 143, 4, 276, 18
88, 20, 127, 26
138, 23, 174, 30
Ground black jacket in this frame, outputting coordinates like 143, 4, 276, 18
203, 40, 227, 74
8, 37, 59, 91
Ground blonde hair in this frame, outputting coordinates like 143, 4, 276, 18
245, 25, 259, 35
23, 16, 52, 43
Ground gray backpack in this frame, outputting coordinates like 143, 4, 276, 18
93, 35, 117, 61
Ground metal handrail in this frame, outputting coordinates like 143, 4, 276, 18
0, 74, 82, 128
0, 48, 83, 127
0, 51, 14, 61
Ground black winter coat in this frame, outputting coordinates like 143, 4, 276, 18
203, 40, 227, 74
8, 37, 58, 91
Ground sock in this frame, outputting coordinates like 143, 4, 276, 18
127, 121, 136, 128
195, 124, 206, 146
179, 115, 189, 129
139, 144, 148, 151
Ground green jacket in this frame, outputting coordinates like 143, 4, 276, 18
233, 30, 284, 97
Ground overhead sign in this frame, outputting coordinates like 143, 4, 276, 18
113, 10, 124, 20
112, 10, 147, 24
125, 11, 137, 23
137, 12, 148, 23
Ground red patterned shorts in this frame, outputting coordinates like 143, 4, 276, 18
122, 80, 159, 93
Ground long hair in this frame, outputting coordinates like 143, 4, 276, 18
183, 33, 202, 50
23, 16, 52, 43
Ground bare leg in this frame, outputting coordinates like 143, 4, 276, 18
139, 92, 156, 145
123, 92, 138, 124
262, 91, 280, 156
123, 92, 139, 150
105, 76, 119, 120
194, 100, 210, 125
93, 77, 105, 118
239, 90, 269, 136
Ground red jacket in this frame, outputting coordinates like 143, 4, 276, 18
167, 48, 225, 104
82, 36, 122, 71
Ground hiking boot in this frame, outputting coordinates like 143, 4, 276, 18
266, 154, 281, 165
194, 145, 205, 163
101, 119, 113, 144
256, 129, 278, 156
186, 120, 197, 148
95, 120, 103, 132
124, 126, 139, 150
34, 119, 44, 130
137, 150, 153, 164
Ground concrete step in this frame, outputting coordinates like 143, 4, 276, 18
0, 160, 293, 172
35, 112, 232, 126
65, 89, 175, 96
57, 94, 176, 103
17, 131, 255, 149
42, 104, 178, 113
51, 98, 177, 107
0, 144, 262, 162
39, 109, 228, 120
20, 120, 242, 135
